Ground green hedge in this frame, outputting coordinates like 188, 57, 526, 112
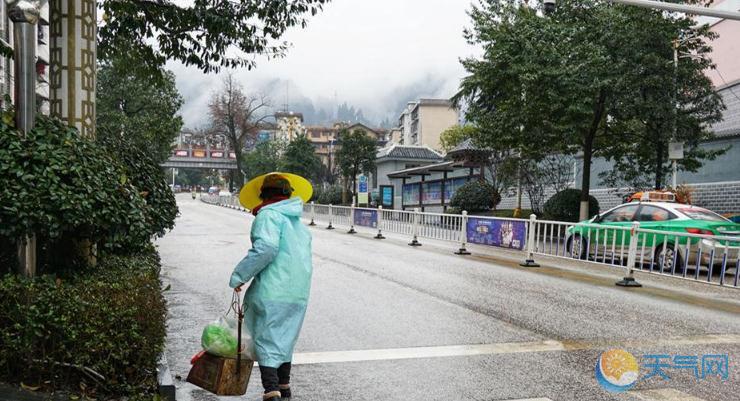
450, 180, 501, 213
0, 250, 167, 398
543, 189, 600, 222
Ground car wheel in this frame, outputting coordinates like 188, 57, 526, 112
568, 234, 588, 260
655, 244, 684, 274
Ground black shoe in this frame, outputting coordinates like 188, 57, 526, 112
279, 384, 291, 399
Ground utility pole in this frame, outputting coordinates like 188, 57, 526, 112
672, 39, 678, 189
9, 0, 40, 277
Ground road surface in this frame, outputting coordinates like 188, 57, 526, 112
157, 194, 739, 401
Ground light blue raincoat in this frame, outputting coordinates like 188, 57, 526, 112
229, 197, 312, 368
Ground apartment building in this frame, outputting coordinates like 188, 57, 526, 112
306, 122, 387, 167
0, 1, 50, 115
395, 99, 458, 151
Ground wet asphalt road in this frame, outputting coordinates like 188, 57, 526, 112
157, 195, 740, 401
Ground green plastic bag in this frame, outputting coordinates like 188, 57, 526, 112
201, 317, 254, 359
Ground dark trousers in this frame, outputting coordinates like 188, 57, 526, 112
259, 362, 291, 393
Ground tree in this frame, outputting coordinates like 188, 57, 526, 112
96, 60, 184, 164
208, 73, 271, 188
439, 125, 478, 152
242, 140, 285, 181
280, 135, 323, 182
99, 0, 329, 79
454, 0, 723, 220
335, 129, 377, 206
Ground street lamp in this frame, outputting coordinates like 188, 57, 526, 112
8, 0, 41, 277
670, 34, 705, 189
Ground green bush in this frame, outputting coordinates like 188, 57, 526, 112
0, 117, 149, 253
450, 180, 501, 213
0, 116, 178, 272
543, 189, 600, 222
99, 135, 178, 247
0, 249, 167, 398
313, 184, 344, 205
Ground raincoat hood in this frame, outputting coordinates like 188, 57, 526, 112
260, 197, 304, 217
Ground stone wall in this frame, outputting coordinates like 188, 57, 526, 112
498, 181, 740, 215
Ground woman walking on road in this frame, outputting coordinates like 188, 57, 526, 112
229, 173, 313, 401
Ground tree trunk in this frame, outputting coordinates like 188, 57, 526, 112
580, 89, 607, 221
233, 146, 245, 188
579, 136, 594, 221
654, 140, 664, 190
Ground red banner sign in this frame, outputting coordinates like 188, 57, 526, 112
174, 150, 189, 157
211, 151, 224, 158
229, 152, 237, 159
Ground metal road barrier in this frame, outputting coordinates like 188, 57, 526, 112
203, 196, 739, 289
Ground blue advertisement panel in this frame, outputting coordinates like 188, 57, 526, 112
354, 209, 378, 228
466, 218, 526, 250
380, 185, 394, 208
402, 183, 420, 206
422, 181, 442, 205
444, 177, 469, 202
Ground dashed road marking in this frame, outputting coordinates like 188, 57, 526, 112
628, 388, 707, 401
292, 334, 740, 365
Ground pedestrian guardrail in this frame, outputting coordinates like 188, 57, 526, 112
203, 196, 739, 289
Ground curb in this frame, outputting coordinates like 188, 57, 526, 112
157, 353, 176, 401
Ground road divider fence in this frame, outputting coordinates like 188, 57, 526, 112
200, 194, 739, 289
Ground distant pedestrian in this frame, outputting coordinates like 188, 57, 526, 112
229, 172, 313, 401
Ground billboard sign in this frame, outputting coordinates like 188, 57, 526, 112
210, 151, 224, 158
402, 183, 420, 206
422, 181, 442, 205
192, 149, 206, 158
466, 218, 526, 250
174, 149, 189, 157
358, 175, 368, 193
380, 185, 394, 208
354, 209, 378, 228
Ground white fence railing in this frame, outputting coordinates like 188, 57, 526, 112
202, 195, 739, 289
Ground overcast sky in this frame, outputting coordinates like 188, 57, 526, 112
168, 0, 480, 128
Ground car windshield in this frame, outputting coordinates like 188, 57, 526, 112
677, 208, 730, 222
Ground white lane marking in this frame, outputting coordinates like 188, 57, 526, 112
291, 334, 740, 365
293, 340, 565, 365
628, 388, 707, 401
503, 399, 553, 401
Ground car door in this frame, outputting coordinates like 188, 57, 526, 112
597, 204, 640, 261
634, 205, 675, 244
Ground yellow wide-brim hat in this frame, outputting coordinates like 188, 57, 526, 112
239, 172, 313, 210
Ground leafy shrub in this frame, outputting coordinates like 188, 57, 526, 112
0, 249, 167, 398
313, 184, 344, 205
543, 188, 600, 222
0, 116, 178, 271
450, 180, 501, 213
99, 135, 178, 247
